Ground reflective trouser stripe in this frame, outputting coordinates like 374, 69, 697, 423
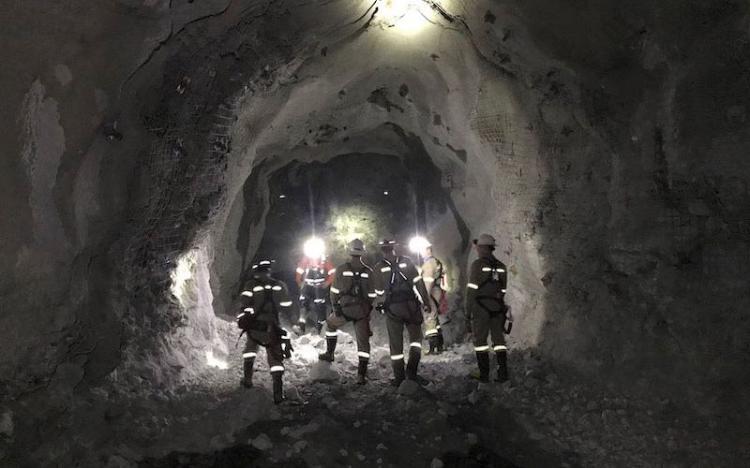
326, 331, 338, 337
314, 299, 325, 303
243, 352, 257, 359
270, 366, 284, 373
467, 283, 479, 289
409, 342, 422, 348
391, 354, 404, 360
425, 328, 439, 336
358, 351, 370, 359
298, 317, 306, 323
494, 345, 508, 352
474, 345, 490, 352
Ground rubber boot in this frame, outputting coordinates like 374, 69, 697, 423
436, 330, 444, 353
241, 357, 255, 388
495, 351, 509, 383
406, 346, 428, 385
390, 359, 406, 387
427, 336, 437, 355
318, 334, 337, 362
471, 352, 490, 383
271, 371, 284, 404
356, 358, 368, 385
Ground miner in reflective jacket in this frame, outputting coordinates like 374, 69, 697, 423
237, 260, 294, 403
373, 239, 431, 387
465, 234, 512, 383
318, 239, 376, 385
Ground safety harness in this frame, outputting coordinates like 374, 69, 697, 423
474, 258, 508, 318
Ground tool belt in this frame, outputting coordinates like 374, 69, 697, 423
475, 295, 507, 318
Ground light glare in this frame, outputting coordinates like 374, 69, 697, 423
303, 237, 326, 259
409, 236, 431, 253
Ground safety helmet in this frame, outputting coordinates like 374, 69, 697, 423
348, 238, 366, 256
378, 238, 397, 247
252, 259, 274, 272
473, 234, 496, 247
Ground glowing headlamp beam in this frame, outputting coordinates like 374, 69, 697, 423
409, 236, 431, 254
303, 237, 326, 259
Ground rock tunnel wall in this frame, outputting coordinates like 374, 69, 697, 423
1, 0, 749, 422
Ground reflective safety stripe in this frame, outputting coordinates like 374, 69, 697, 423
342, 271, 354, 277
237, 313, 245, 319
314, 299, 326, 304
328, 269, 336, 275
296, 268, 305, 274
496, 268, 506, 273
298, 317, 307, 323
253, 286, 264, 292
467, 283, 479, 289
272, 285, 282, 291
474, 345, 490, 352
422, 276, 434, 282
425, 328, 439, 335
360, 272, 369, 278
412, 276, 421, 283
259, 260, 271, 266
410, 342, 422, 348
391, 354, 404, 360
399, 263, 407, 268
358, 351, 370, 359
493, 345, 508, 352
326, 331, 338, 337
270, 366, 284, 373
375, 289, 385, 295
280, 301, 293, 307
380, 267, 391, 273
264, 285, 272, 290
244, 307, 254, 313
330, 287, 341, 294
482, 267, 493, 272
243, 352, 257, 358
241, 291, 253, 297
501, 289, 507, 293
368, 293, 377, 298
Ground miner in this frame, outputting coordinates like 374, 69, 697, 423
294, 237, 336, 335
318, 239, 377, 385
373, 239, 431, 386
237, 260, 295, 403
465, 234, 513, 383
414, 238, 447, 354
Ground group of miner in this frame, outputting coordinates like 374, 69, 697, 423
235, 234, 512, 404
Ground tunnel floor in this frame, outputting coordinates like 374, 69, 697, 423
25, 331, 738, 467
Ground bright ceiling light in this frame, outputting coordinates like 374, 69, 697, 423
378, 0, 430, 34
408, 236, 431, 253
303, 237, 326, 259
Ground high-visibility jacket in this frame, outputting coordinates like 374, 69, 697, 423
330, 259, 376, 319
295, 257, 336, 289
372, 255, 429, 306
465, 255, 507, 319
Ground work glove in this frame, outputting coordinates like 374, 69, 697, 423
375, 303, 386, 315
282, 340, 294, 359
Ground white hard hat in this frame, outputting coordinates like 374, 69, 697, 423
473, 233, 496, 246
348, 238, 366, 256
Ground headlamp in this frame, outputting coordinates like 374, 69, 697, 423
408, 236, 431, 253
303, 237, 326, 259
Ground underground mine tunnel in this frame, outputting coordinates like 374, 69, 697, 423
1, 0, 750, 466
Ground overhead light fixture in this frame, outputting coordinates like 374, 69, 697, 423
378, 0, 430, 34
303, 237, 326, 259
